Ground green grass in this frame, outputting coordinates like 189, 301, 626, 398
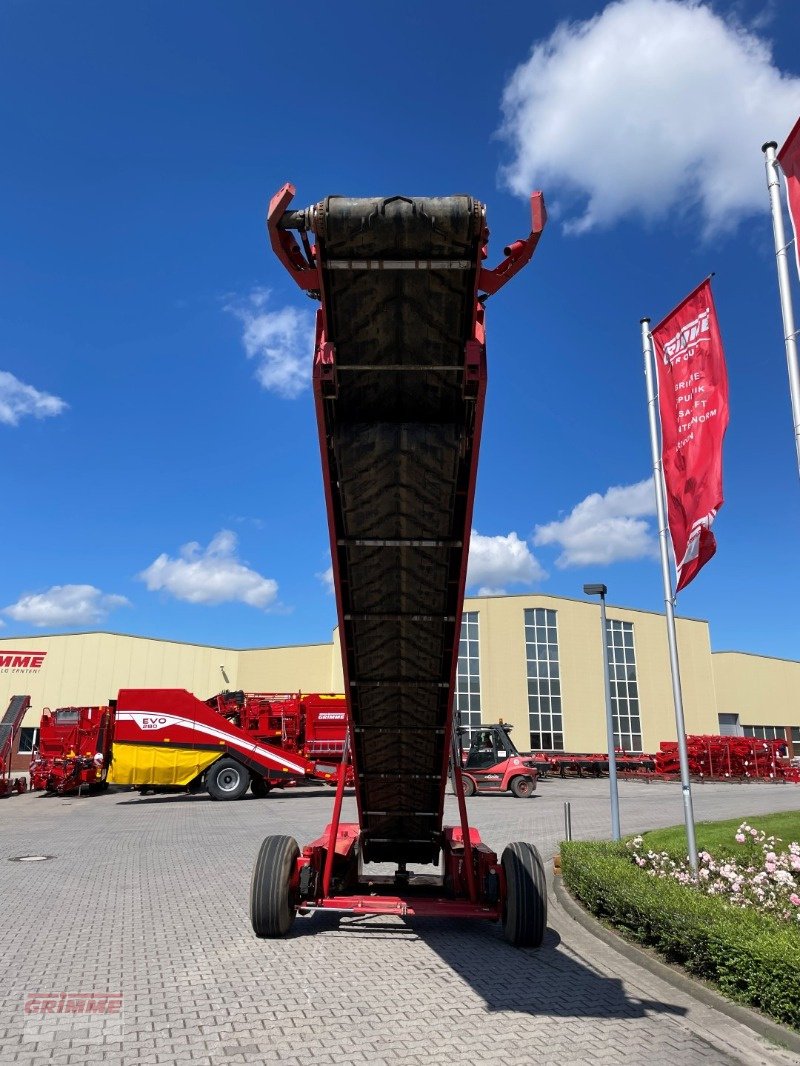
641, 810, 800, 862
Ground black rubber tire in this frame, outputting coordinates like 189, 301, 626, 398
251, 835, 300, 937
461, 775, 476, 797
250, 775, 272, 798
206, 758, 250, 801
510, 775, 535, 798
501, 841, 547, 947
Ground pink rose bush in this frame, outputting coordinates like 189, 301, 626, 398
627, 822, 800, 925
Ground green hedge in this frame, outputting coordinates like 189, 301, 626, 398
560, 841, 800, 1030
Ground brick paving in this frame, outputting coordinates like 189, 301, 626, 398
1, 778, 799, 1065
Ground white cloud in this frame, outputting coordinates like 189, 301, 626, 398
3, 585, 129, 627
467, 531, 547, 594
534, 479, 658, 567
0, 371, 67, 426
499, 0, 800, 234
226, 288, 314, 398
316, 565, 335, 595
139, 530, 278, 609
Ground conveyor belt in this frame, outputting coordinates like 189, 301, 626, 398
311, 196, 484, 865
0, 695, 31, 768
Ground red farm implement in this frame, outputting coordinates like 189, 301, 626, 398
0, 695, 30, 796
544, 751, 656, 779
29, 704, 112, 794
250, 185, 548, 945
655, 734, 800, 783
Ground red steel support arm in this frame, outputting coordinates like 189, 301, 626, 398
478, 192, 547, 297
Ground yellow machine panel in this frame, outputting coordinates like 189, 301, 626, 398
107, 743, 221, 787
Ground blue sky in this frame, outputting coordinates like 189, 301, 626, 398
2, 0, 799, 659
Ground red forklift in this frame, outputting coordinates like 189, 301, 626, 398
458, 724, 539, 797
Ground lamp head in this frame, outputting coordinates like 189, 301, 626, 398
583, 583, 608, 597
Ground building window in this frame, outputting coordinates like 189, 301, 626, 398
17, 727, 38, 754
605, 619, 642, 752
717, 713, 741, 737
455, 612, 481, 738
525, 607, 563, 751
743, 724, 788, 741
792, 727, 800, 746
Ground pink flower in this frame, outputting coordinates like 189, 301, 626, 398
735, 833, 746, 843
790, 894, 800, 906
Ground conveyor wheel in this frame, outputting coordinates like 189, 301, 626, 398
251, 835, 300, 938
501, 841, 547, 947
206, 757, 250, 801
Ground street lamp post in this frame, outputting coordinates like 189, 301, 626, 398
583, 583, 621, 841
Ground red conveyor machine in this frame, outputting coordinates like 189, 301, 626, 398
250, 186, 547, 945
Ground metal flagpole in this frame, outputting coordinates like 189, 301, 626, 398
598, 591, 621, 841
762, 141, 800, 478
640, 318, 699, 875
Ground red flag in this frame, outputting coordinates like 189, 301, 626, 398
651, 279, 729, 592
778, 117, 800, 280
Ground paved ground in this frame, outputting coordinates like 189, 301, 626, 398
1, 776, 799, 1065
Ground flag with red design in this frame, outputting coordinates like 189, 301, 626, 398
651, 279, 729, 591
778, 117, 800, 279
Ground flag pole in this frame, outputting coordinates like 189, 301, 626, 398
640, 318, 699, 875
762, 141, 800, 478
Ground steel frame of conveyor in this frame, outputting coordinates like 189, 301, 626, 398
266, 184, 545, 920
0, 695, 31, 794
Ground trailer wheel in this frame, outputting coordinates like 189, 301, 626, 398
251, 835, 300, 937
510, 775, 535, 798
501, 841, 547, 948
206, 758, 250, 801
461, 775, 476, 797
250, 775, 272, 798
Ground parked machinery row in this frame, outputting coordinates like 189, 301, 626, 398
28, 689, 348, 798
23, 688, 799, 800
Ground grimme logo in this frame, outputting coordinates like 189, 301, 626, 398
141, 716, 168, 730
318, 712, 345, 720
0, 651, 46, 673
662, 307, 710, 365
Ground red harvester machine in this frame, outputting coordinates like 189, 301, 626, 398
0, 695, 30, 796
30, 690, 348, 798
250, 185, 548, 945
30, 704, 113, 794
